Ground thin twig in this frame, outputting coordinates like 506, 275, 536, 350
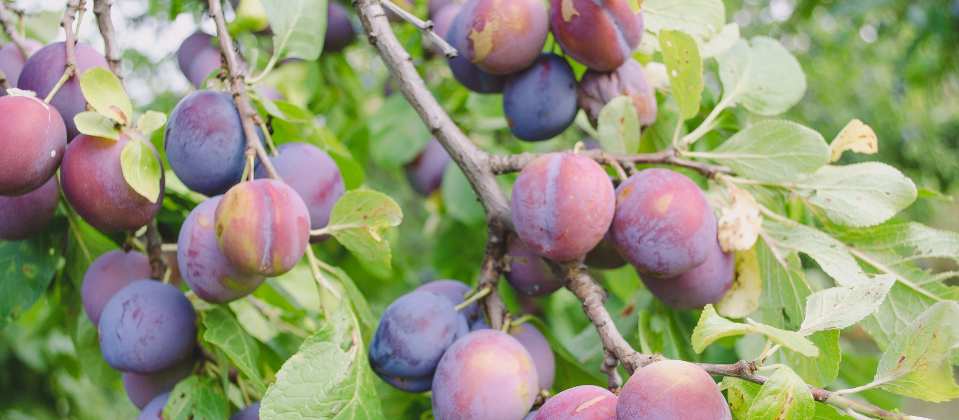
379, 0, 458, 58
92, 0, 121, 76
487, 148, 731, 179
45, 0, 84, 104
0, 1, 30, 58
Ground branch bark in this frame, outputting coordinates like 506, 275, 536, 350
488, 148, 730, 178
0, 1, 30, 58
92, 0, 121, 76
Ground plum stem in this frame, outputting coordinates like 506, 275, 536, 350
0, 1, 32, 58
454, 285, 491, 311
44, 0, 85, 104
379, 0, 458, 58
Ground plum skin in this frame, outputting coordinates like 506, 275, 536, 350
511, 153, 616, 262
431, 329, 539, 420
178, 196, 265, 303
405, 138, 451, 196
453, 0, 548, 75
165, 90, 247, 196
81, 250, 152, 324
534, 385, 617, 420
444, 5, 506, 93
503, 54, 579, 142
17, 42, 108, 139
98, 280, 197, 374
415, 279, 480, 325
122, 357, 194, 409
138, 391, 170, 420
231, 402, 260, 420
585, 236, 628, 270
369, 291, 468, 392
0, 95, 67, 196
60, 134, 164, 233
549, 0, 644, 72
0, 177, 59, 241
643, 241, 734, 309
0, 40, 40, 96
177, 32, 221, 88
616, 360, 732, 420
610, 168, 717, 277
325, 3, 355, 53
510, 323, 555, 391
579, 59, 658, 127
505, 238, 564, 297
215, 179, 311, 277
256, 142, 344, 230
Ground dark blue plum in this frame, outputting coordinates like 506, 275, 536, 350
177, 31, 221, 88
123, 357, 194, 409
444, 8, 506, 93
165, 90, 246, 196
405, 139, 451, 196
99, 280, 197, 374
231, 402, 260, 420
369, 290, 468, 392
325, 3, 355, 53
82, 250, 152, 324
0, 40, 40, 96
138, 391, 170, 420
503, 54, 578, 141
416, 279, 480, 324
0, 177, 59, 240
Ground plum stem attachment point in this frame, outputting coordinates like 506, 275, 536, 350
454, 286, 491, 311
379, 0, 458, 58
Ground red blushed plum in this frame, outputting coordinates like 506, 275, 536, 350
231, 402, 260, 420
325, 3, 355, 53
370, 291, 469, 392
503, 54, 579, 142
643, 241, 734, 309
585, 237, 627, 270
0, 40, 40, 96
616, 360, 731, 420
0, 95, 66, 195
165, 90, 247, 196
444, 7, 506, 93
510, 323, 555, 391
61, 135, 164, 232
505, 238, 563, 297
177, 32, 221, 87
178, 196, 265, 303
535, 385, 617, 420
550, 0, 643, 71
138, 392, 170, 420
416, 279, 480, 324
17, 42, 108, 139
81, 250, 152, 324
429, 0, 457, 17
453, 0, 548, 75
123, 357, 194, 409
215, 179, 311, 276
579, 59, 658, 127
405, 139, 451, 196
256, 142, 344, 230
432, 3, 460, 38
99, 280, 197, 374
511, 153, 615, 262
610, 168, 717, 277
0, 177, 58, 240
431, 329, 538, 420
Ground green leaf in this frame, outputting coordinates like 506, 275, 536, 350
72, 316, 120, 386
327, 190, 403, 271
718, 37, 806, 116
120, 139, 163, 203
873, 301, 959, 402
799, 163, 918, 228
64, 212, 117, 289
136, 111, 167, 136
748, 321, 819, 357
659, 30, 703, 120
261, 99, 314, 123
700, 23, 741, 58
746, 366, 815, 420
0, 236, 59, 327
73, 111, 120, 140
774, 330, 841, 388
441, 165, 485, 225
163, 376, 230, 420
644, 0, 726, 42
202, 306, 266, 394
78, 67, 133, 125
762, 220, 868, 286
799, 275, 895, 334
261, 0, 328, 60
705, 120, 829, 182
753, 239, 809, 330
596, 96, 641, 154
369, 96, 431, 167
692, 305, 818, 357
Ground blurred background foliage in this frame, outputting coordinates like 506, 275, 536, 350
0, 0, 956, 418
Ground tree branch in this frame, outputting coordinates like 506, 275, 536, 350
0, 1, 30, 58
378, 0, 457, 58
92, 0, 121, 76
488, 148, 731, 179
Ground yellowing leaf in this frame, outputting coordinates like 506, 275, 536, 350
136, 111, 167, 136
119, 139, 163, 203
716, 248, 762, 318
78, 68, 133, 126
829, 119, 878, 162
718, 184, 761, 252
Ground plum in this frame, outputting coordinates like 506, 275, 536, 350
176, 31, 221, 88
123, 357, 194, 409
0, 94, 66, 195
505, 238, 563, 297
165, 90, 246, 196
415, 279, 480, 324
534, 385, 617, 420
0, 177, 59, 241
511, 153, 615, 262
584, 237, 627, 270
642, 241, 734, 309
231, 402, 260, 420
256, 142, 344, 230
429, 0, 457, 17
369, 291, 469, 392
579, 59, 658, 127
431, 329, 538, 420
17, 42, 108, 139
137, 391, 170, 420
99, 280, 197, 374
444, 6, 506, 93
215, 179, 311, 276
325, 3, 355, 53
451, 0, 548, 75
81, 250, 152, 324
60, 134, 164, 232
178, 196, 265, 303
503, 54, 579, 142
510, 323, 555, 391
0, 40, 40, 96
609, 168, 717, 277
549, 0, 643, 71
616, 360, 731, 420
405, 139, 451, 196
431, 3, 461, 39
